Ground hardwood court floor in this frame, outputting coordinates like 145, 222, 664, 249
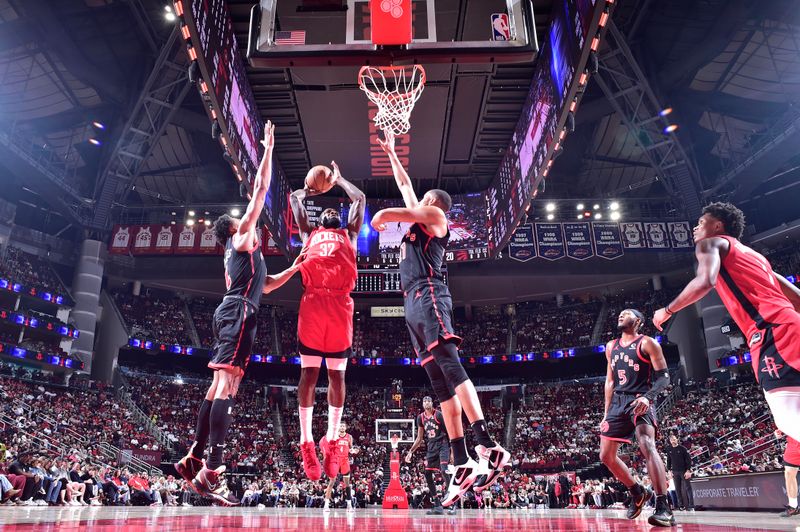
0, 506, 797, 531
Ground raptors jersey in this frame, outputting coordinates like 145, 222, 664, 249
714, 235, 797, 338
399, 223, 449, 290
223, 238, 267, 307
609, 335, 651, 395
299, 227, 357, 292
417, 410, 446, 447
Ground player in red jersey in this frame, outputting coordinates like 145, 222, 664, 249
322, 422, 358, 512
775, 430, 800, 517
653, 202, 800, 442
278, 162, 365, 482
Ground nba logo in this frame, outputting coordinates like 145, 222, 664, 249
492, 13, 510, 41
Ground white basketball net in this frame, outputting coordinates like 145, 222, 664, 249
358, 65, 426, 135
390, 434, 401, 451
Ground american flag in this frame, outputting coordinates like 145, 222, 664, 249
275, 30, 306, 45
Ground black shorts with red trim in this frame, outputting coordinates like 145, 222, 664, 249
425, 441, 450, 472
750, 314, 800, 391
208, 296, 258, 377
403, 279, 462, 359
599, 392, 658, 444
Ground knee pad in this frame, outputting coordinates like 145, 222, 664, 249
424, 361, 456, 402
431, 342, 470, 389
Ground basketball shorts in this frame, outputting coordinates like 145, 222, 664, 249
297, 289, 354, 358
425, 442, 450, 471
208, 296, 258, 377
750, 313, 800, 391
784, 436, 800, 468
338, 455, 351, 476
403, 280, 462, 361
599, 392, 658, 444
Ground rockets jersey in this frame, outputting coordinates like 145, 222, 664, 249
223, 237, 267, 307
417, 409, 447, 447
299, 227, 357, 292
400, 223, 449, 291
608, 335, 651, 395
714, 235, 797, 339
334, 433, 352, 458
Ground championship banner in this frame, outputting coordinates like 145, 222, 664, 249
153, 225, 175, 254
174, 224, 198, 254
592, 222, 624, 260
668, 221, 694, 249
197, 226, 219, 254
109, 225, 132, 255
644, 222, 670, 249
691, 471, 785, 510
535, 223, 566, 261
508, 224, 536, 262
620, 222, 646, 249
131, 225, 155, 255
563, 222, 594, 261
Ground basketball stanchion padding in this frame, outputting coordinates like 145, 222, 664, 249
359, 65, 426, 135
370, 0, 412, 45
382, 434, 409, 509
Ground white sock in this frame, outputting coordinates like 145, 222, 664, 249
790, 497, 798, 508
326, 405, 343, 441
299, 406, 314, 444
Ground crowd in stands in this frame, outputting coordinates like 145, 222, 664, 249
113, 290, 192, 345
515, 299, 600, 352
352, 314, 411, 358
459, 306, 508, 356
599, 287, 679, 343
0, 246, 66, 294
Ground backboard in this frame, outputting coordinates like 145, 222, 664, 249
375, 418, 416, 444
248, 0, 538, 67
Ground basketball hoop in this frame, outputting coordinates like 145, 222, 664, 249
390, 434, 401, 451
358, 65, 426, 136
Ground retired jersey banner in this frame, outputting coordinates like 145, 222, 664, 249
109, 225, 132, 255
644, 222, 670, 249
175, 224, 198, 254
535, 223, 566, 261
563, 222, 594, 261
620, 222, 646, 249
592, 222, 624, 260
153, 225, 176, 254
508, 224, 536, 262
197, 226, 219, 254
131, 226, 155, 255
668, 221, 693, 249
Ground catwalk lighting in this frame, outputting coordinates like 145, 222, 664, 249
188, 210, 195, 216
164, 5, 177, 21
664, 124, 678, 134
610, 211, 621, 221
91, 121, 105, 129
547, 214, 555, 221
88, 138, 101, 146
231, 208, 241, 216
186, 219, 195, 226
576, 203, 585, 210
610, 201, 619, 211
593, 204, 600, 210
545, 203, 556, 212
594, 213, 602, 220
659, 107, 673, 116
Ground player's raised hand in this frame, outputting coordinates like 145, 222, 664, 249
330, 161, 341, 187
371, 211, 387, 232
376, 131, 396, 155
652, 308, 671, 331
261, 120, 275, 151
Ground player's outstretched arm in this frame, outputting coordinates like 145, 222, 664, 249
235, 121, 275, 251
330, 161, 366, 238
290, 187, 322, 243
371, 206, 447, 235
775, 274, 800, 312
263, 252, 304, 295
653, 237, 724, 331
377, 131, 418, 209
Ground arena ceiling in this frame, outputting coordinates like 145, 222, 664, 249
1, 0, 799, 237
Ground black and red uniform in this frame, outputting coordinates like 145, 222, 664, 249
208, 237, 267, 377
712, 235, 800, 390
600, 335, 658, 444
417, 409, 450, 472
400, 223, 461, 365
297, 226, 357, 358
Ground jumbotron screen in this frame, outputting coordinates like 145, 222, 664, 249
290, 193, 488, 265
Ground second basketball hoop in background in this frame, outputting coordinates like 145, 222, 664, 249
359, 65, 426, 135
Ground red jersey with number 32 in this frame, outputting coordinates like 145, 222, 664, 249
714, 235, 796, 339
299, 227, 357, 292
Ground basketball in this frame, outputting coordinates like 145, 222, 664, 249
305, 165, 334, 193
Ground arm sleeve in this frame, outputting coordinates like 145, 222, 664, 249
644, 369, 670, 402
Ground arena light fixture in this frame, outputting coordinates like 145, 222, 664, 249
610, 201, 619, 211
171, 211, 176, 216
91, 121, 105, 129
88, 138, 101, 146
659, 107, 673, 117
576, 203, 585, 210
664, 124, 678, 134
164, 5, 177, 21
546, 214, 555, 221
204, 220, 211, 226
584, 211, 592, 218
610, 211, 621, 221
595, 213, 602, 220
593, 204, 600, 210
188, 210, 195, 216
186, 219, 195, 226
545, 203, 556, 212
231, 208, 241, 216
576, 214, 583, 220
